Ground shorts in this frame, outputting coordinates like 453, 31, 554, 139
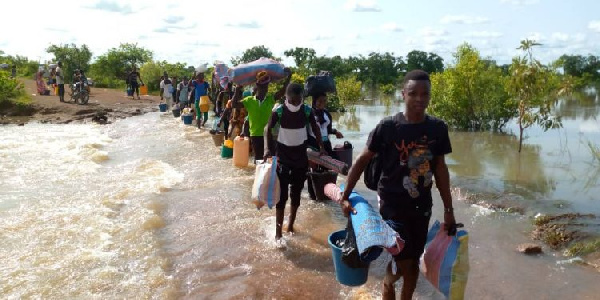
380, 195, 431, 260
275, 164, 307, 210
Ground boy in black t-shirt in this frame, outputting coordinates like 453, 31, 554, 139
264, 83, 326, 242
339, 70, 458, 299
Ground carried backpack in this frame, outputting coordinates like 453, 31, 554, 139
363, 116, 396, 191
272, 104, 311, 138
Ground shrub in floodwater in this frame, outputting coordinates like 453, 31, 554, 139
380, 83, 396, 95
564, 239, 600, 257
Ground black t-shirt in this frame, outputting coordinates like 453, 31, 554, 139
268, 104, 314, 169
366, 113, 452, 215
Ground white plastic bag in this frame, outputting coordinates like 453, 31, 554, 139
195, 63, 208, 73
251, 157, 280, 209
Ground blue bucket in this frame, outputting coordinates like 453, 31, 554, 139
182, 114, 193, 125
328, 229, 369, 286
159, 103, 167, 112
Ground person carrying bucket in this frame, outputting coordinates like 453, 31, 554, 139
306, 92, 344, 200
339, 70, 459, 300
177, 77, 190, 108
231, 68, 292, 162
264, 83, 326, 243
189, 72, 211, 128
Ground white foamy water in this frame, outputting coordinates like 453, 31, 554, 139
0, 123, 181, 299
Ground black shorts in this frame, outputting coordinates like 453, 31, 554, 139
275, 164, 307, 209
380, 194, 432, 260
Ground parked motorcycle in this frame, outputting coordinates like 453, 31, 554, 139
69, 81, 89, 105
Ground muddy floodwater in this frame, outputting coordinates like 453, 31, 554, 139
1, 90, 599, 299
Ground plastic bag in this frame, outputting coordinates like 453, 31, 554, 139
342, 217, 370, 269
305, 71, 336, 97
251, 157, 280, 209
421, 221, 469, 300
196, 63, 208, 73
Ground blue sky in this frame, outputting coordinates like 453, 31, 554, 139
1, 0, 598, 68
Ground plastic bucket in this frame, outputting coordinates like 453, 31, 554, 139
127, 88, 134, 96
172, 108, 181, 118
182, 114, 193, 125
328, 230, 369, 286
159, 103, 167, 112
221, 145, 233, 158
308, 171, 338, 201
211, 132, 225, 147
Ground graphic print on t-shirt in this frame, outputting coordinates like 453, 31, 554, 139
395, 135, 435, 198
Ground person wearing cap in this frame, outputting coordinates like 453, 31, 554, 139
231, 68, 292, 162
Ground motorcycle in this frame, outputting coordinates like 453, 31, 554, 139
69, 80, 90, 105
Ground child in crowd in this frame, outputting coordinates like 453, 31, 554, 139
264, 83, 326, 242
306, 92, 344, 199
161, 73, 174, 109
177, 77, 190, 108
218, 100, 233, 139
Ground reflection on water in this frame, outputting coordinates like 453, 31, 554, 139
554, 89, 600, 121
448, 131, 556, 199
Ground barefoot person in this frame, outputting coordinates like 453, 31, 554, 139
339, 70, 457, 300
189, 72, 211, 128
232, 68, 292, 162
264, 83, 326, 242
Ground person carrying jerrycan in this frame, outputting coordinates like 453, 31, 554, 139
232, 68, 292, 163
339, 70, 459, 300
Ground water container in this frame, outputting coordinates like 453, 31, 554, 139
233, 136, 250, 167
139, 85, 148, 96
172, 107, 181, 118
328, 230, 369, 286
127, 87, 134, 96
333, 141, 353, 169
211, 131, 224, 147
159, 103, 167, 112
224, 139, 234, 148
182, 114, 193, 125
221, 144, 233, 158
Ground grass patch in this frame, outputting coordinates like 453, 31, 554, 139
588, 141, 600, 163
565, 239, 600, 257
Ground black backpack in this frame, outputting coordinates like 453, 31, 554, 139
363, 116, 396, 191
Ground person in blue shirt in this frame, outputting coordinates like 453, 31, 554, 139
188, 72, 212, 128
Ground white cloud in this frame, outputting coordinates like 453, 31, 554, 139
344, 0, 381, 12
381, 22, 403, 32
419, 27, 448, 37
589, 20, 600, 33
313, 34, 334, 41
225, 21, 261, 29
89, 0, 133, 14
464, 31, 504, 39
440, 15, 489, 25
500, 0, 540, 5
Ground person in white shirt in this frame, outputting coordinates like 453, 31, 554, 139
161, 72, 174, 109
56, 61, 65, 102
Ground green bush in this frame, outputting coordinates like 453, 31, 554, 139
429, 43, 516, 131
380, 83, 396, 95
0, 70, 23, 102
